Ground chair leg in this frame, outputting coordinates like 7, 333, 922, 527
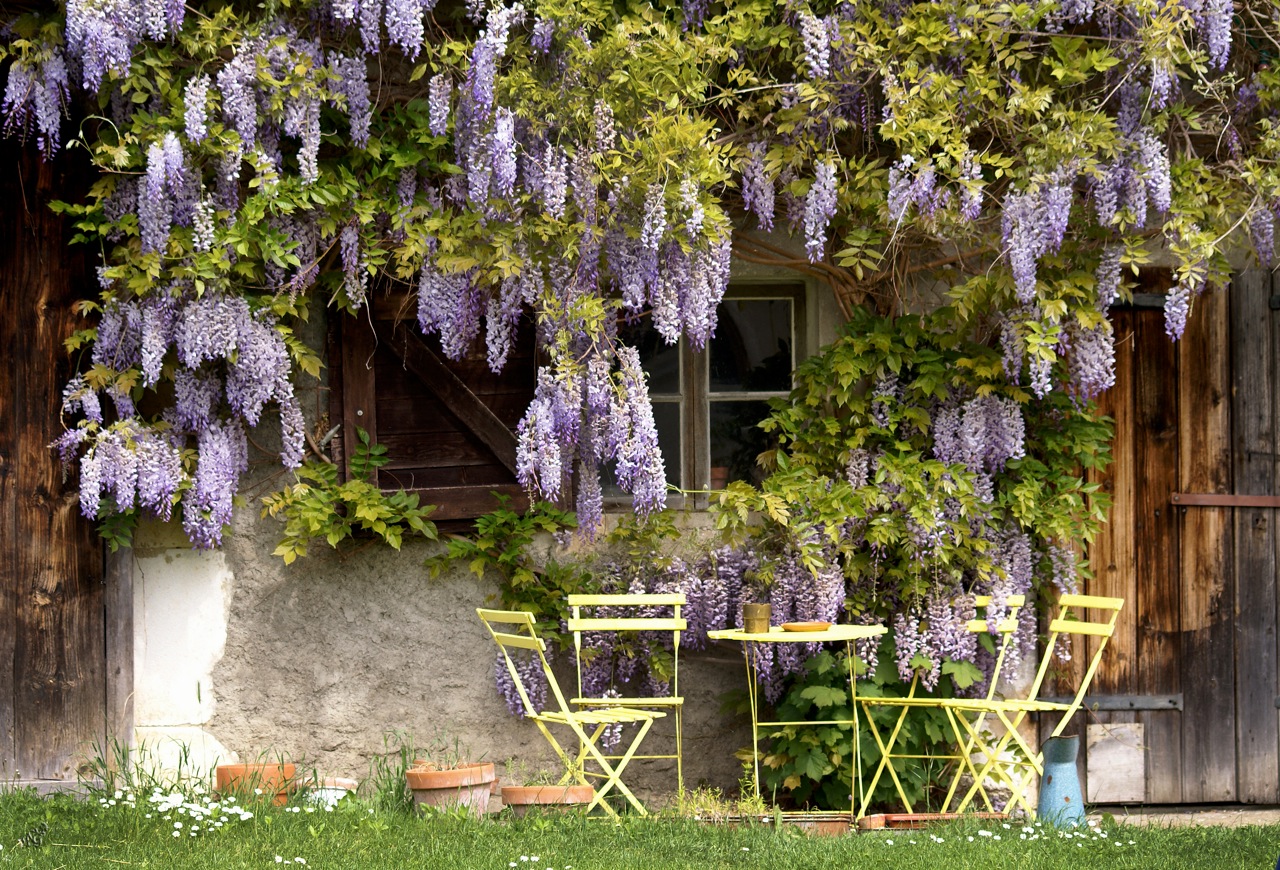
584, 717, 655, 817
675, 705, 684, 797
947, 709, 1005, 814
860, 701, 918, 814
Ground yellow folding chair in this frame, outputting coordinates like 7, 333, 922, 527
567, 593, 686, 793
941, 593, 1125, 816
477, 608, 665, 819
857, 594, 1026, 817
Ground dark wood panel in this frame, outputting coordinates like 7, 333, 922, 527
1176, 286, 1236, 802
412, 484, 528, 520
378, 432, 514, 470
104, 547, 133, 747
339, 315, 379, 483
1132, 304, 1183, 803
372, 341, 534, 399
376, 391, 530, 432
379, 463, 516, 491
1233, 270, 1280, 803
0, 148, 19, 776
376, 322, 519, 475
10, 149, 104, 780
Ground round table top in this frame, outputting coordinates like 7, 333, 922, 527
706, 624, 887, 643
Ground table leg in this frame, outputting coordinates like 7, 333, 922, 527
847, 642, 862, 818
745, 642, 762, 802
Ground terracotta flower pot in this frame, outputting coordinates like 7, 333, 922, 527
500, 784, 596, 817
406, 762, 496, 818
215, 763, 297, 806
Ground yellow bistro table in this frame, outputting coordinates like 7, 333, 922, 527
707, 623, 887, 819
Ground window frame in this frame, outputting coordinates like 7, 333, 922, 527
606, 281, 809, 511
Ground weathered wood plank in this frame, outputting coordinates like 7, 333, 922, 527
1064, 309, 1139, 800
0, 148, 20, 778
376, 392, 531, 430
339, 315, 379, 483
1133, 304, 1183, 804
1232, 269, 1280, 803
1090, 308, 1139, 696
104, 547, 133, 748
11, 150, 104, 780
377, 322, 519, 475
1176, 285, 1236, 802
410, 485, 528, 520
377, 432, 520, 470
377, 460, 516, 490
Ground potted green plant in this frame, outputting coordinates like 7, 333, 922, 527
499, 761, 594, 816
405, 734, 496, 818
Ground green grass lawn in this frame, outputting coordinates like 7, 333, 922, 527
1, 787, 1278, 869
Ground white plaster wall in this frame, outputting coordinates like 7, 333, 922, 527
132, 527, 237, 775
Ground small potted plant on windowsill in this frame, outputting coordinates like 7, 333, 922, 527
405, 734, 496, 818
499, 761, 594, 816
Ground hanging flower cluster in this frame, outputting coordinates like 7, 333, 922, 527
3, 0, 1275, 550
4, 0, 736, 547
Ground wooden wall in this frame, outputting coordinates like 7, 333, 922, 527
0, 141, 107, 782
1231, 271, 1280, 803
1062, 273, 1279, 805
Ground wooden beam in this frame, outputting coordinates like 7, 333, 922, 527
1177, 285, 1236, 802
1171, 493, 1280, 508
338, 315, 379, 483
378, 322, 519, 476
1133, 302, 1183, 803
12, 150, 105, 780
1232, 268, 1280, 803
0, 149, 19, 778
104, 546, 133, 748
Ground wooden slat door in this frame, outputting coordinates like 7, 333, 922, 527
1079, 279, 1245, 804
0, 143, 107, 784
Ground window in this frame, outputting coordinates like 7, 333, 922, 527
609, 283, 805, 505
331, 283, 808, 522
330, 290, 536, 522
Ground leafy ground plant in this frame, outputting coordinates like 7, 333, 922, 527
2, 787, 1278, 869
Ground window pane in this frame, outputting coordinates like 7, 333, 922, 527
709, 299, 793, 393
652, 401, 681, 486
601, 399, 681, 494
709, 400, 775, 486
618, 318, 680, 395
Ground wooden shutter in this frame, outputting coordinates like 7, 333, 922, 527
328, 291, 533, 521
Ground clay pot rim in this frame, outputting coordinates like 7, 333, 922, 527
501, 784, 595, 805
406, 761, 496, 789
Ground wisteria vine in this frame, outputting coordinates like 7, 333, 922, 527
1, 0, 1271, 550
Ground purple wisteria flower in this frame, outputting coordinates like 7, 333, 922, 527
741, 141, 775, 231
2, 46, 70, 158
184, 73, 211, 144
804, 160, 838, 263
184, 419, 249, 549
428, 73, 451, 136
1067, 321, 1115, 400
798, 12, 831, 79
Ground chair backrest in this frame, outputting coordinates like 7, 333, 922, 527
566, 593, 686, 701
477, 608, 574, 718
969, 593, 1026, 702
1026, 593, 1125, 733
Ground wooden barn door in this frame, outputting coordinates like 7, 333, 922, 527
0, 143, 119, 787
1080, 272, 1280, 805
